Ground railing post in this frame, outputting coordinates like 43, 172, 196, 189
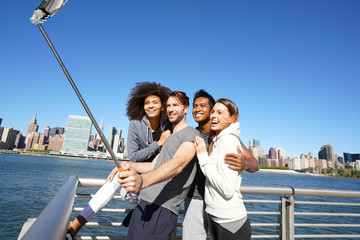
281, 195, 295, 240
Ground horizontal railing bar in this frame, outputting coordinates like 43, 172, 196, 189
251, 235, 280, 238
85, 222, 124, 227
294, 234, 360, 238
78, 178, 106, 188
240, 186, 360, 198
251, 223, 281, 227
73, 207, 130, 213
78, 178, 360, 198
294, 223, 360, 227
76, 194, 122, 199
77, 236, 125, 240
294, 212, 360, 217
243, 199, 281, 204
247, 211, 281, 215
294, 201, 360, 206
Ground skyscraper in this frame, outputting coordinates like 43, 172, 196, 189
44, 126, 50, 139
252, 139, 260, 147
107, 126, 123, 156
318, 144, 335, 161
269, 147, 277, 159
0, 127, 19, 150
25, 113, 39, 147
61, 115, 92, 154
275, 147, 286, 160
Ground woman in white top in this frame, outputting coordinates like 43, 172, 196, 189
194, 98, 258, 240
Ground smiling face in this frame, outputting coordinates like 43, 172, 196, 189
167, 96, 188, 124
144, 95, 163, 119
192, 97, 211, 124
210, 102, 234, 135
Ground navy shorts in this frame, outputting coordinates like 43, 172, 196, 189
126, 199, 178, 240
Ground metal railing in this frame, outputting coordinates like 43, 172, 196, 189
19, 176, 360, 240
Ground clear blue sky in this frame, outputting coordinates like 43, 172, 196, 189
1, 0, 359, 158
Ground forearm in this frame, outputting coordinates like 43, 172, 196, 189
141, 156, 185, 189
243, 157, 259, 172
141, 142, 196, 189
127, 161, 154, 174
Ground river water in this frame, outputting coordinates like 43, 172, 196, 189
1, 153, 359, 239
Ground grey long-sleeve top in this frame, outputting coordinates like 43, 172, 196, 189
127, 115, 166, 162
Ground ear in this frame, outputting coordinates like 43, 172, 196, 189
184, 105, 189, 114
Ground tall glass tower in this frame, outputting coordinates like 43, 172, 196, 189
61, 115, 92, 154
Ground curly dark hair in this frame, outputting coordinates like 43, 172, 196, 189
126, 82, 171, 124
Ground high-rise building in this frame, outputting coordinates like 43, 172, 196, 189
61, 115, 92, 154
344, 153, 360, 163
48, 134, 64, 151
338, 156, 344, 165
49, 127, 65, 137
275, 147, 286, 160
25, 113, 39, 147
318, 144, 335, 161
249, 146, 265, 162
106, 126, 124, 157
0, 127, 3, 139
0, 127, 19, 150
14, 133, 25, 149
252, 139, 260, 147
44, 126, 50, 139
269, 148, 277, 159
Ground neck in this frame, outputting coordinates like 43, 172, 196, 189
146, 116, 160, 132
197, 120, 211, 133
172, 118, 188, 133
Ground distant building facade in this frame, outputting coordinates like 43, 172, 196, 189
344, 152, 360, 163
61, 115, 92, 155
0, 127, 19, 149
48, 134, 64, 151
318, 144, 335, 161
25, 113, 39, 148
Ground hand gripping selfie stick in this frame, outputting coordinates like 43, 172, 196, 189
30, 0, 123, 171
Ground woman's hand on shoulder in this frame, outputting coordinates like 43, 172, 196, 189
157, 130, 171, 146
194, 136, 207, 154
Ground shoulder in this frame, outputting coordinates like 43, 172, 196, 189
176, 126, 199, 142
184, 126, 200, 137
218, 134, 240, 150
128, 119, 145, 134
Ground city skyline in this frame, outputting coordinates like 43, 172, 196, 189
1, 1, 359, 158
0, 113, 356, 159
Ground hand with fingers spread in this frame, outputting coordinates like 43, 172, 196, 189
194, 136, 207, 154
224, 146, 244, 171
224, 145, 259, 172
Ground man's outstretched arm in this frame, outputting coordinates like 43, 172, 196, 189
118, 141, 196, 194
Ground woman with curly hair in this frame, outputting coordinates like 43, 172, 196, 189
67, 82, 172, 239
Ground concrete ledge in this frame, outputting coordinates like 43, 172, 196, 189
18, 218, 36, 240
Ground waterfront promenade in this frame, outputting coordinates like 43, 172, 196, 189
1, 153, 359, 239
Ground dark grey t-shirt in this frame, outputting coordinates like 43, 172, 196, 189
139, 126, 200, 214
